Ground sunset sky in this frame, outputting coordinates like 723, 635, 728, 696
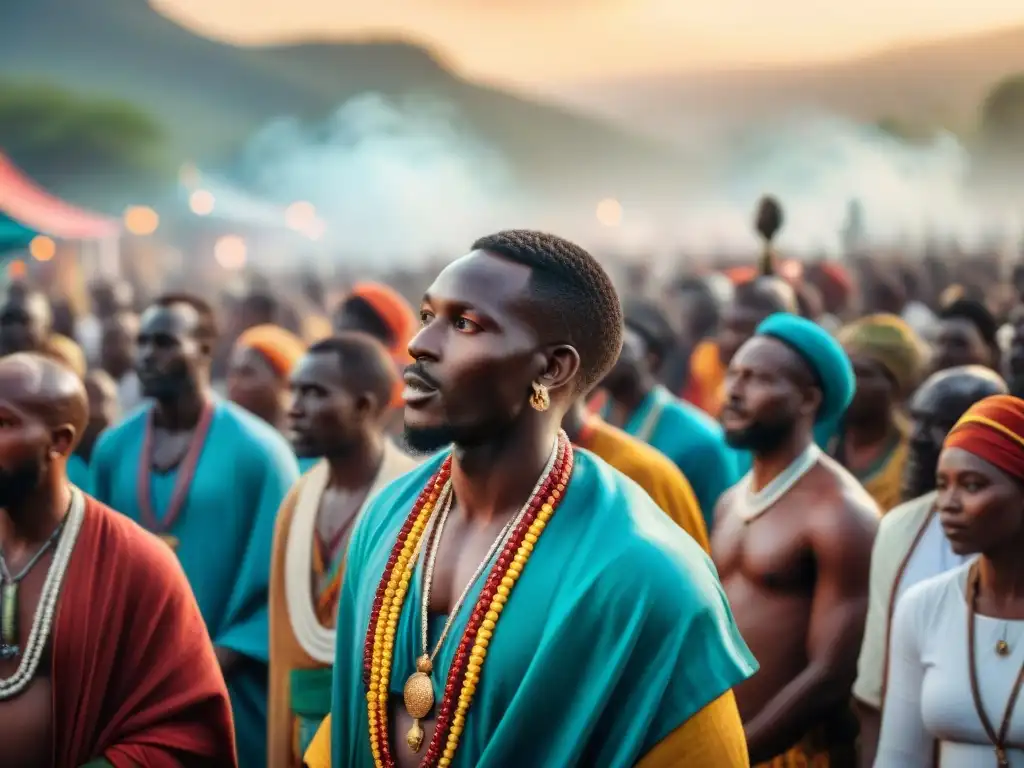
153, 1, 1024, 85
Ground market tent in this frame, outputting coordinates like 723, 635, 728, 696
0, 152, 118, 240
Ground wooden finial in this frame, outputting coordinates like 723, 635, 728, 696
755, 195, 783, 276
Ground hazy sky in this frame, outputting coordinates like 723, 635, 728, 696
154, 1, 1024, 85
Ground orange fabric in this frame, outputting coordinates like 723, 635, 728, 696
687, 339, 727, 417
945, 395, 1024, 481
236, 324, 307, 378
53, 495, 237, 767
350, 282, 417, 362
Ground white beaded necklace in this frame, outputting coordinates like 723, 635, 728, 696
738, 443, 822, 525
0, 487, 85, 700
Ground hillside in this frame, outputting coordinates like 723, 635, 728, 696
551, 25, 1024, 141
0, 0, 684, 200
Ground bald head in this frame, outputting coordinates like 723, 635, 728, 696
0, 353, 88, 448
902, 364, 1009, 501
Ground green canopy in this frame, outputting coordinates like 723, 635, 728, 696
0, 211, 35, 254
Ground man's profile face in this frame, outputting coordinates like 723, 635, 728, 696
288, 352, 365, 459
403, 250, 544, 454
720, 336, 805, 453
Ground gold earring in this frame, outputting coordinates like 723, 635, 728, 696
530, 381, 550, 412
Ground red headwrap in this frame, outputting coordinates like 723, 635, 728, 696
350, 282, 417, 363
945, 395, 1024, 482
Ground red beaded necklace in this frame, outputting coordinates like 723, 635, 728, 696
135, 399, 215, 535
363, 434, 574, 767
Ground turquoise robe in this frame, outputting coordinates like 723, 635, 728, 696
90, 400, 300, 768
330, 448, 756, 767
298, 455, 321, 475
605, 385, 739, 530
67, 453, 90, 493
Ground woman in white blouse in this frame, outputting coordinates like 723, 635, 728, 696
877, 395, 1024, 767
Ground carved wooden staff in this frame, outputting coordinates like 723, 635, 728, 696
755, 195, 783, 277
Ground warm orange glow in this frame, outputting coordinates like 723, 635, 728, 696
123, 205, 160, 236
285, 200, 317, 230
29, 236, 56, 262
214, 235, 247, 270
7, 260, 27, 279
189, 189, 215, 216
596, 198, 623, 227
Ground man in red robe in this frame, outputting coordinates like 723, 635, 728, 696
0, 353, 237, 767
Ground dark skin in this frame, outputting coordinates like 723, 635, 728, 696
599, 327, 659, 429
716, 278, 796, 368
935, 448, 1024, 617
0, 290, 52, 357
228, 345, 288, 430
288, 350, 389, 572
0, 354, 85, 768
78, 371, 120, 463
99, 311, 139, 381
836, 355, 899, 480
900, 366, 1007, 503
712, 336, 878, 763
396, 250, 580, 768
931, 317, 993, 373
1004, 307, 1024, 398
135, 303, 240, 674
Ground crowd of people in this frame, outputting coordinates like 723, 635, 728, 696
2, 224, 1024, 767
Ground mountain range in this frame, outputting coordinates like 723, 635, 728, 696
548, 25, 1024, 142
0, 0, 684, 200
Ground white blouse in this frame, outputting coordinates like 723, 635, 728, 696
877, 563, 1024, 767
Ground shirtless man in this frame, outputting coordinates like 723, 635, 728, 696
0, 354, 234, 767
712, 313, 879, 766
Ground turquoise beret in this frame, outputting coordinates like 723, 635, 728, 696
756, 313, 855, 425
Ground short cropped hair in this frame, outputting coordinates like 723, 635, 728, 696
471, 229, 623, 393
307, 332, 397, 408
152, 293, 219, 344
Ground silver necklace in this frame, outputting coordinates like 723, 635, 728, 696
738, 443, 822, 524
0, 488, 85, 700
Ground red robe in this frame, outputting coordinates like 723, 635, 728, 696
51, 495, 237, 767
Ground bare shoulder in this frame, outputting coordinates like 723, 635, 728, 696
801, 457, 879, 553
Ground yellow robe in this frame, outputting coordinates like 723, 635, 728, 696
304, 692, 748, 767
577, 414, 710, 552
268, 444, 418, 768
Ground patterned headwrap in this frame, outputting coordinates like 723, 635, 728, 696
945, 395, 1024, 482
838, 313, 927, 395
235, 324, 306, 378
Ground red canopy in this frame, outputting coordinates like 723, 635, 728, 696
0, 153, 119, 240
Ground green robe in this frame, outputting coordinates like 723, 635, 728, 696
331, 447, 756, 766
90, 399, 300, 768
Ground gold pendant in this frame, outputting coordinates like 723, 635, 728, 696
996, 639, 1010, 657
403, 655, 434, 753
407, 719, 424, 752
996, 745, 1008, 767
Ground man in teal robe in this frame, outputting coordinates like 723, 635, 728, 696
90, 294, 299, 768
600, 307, 739, 529
326, 231, 755, 767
